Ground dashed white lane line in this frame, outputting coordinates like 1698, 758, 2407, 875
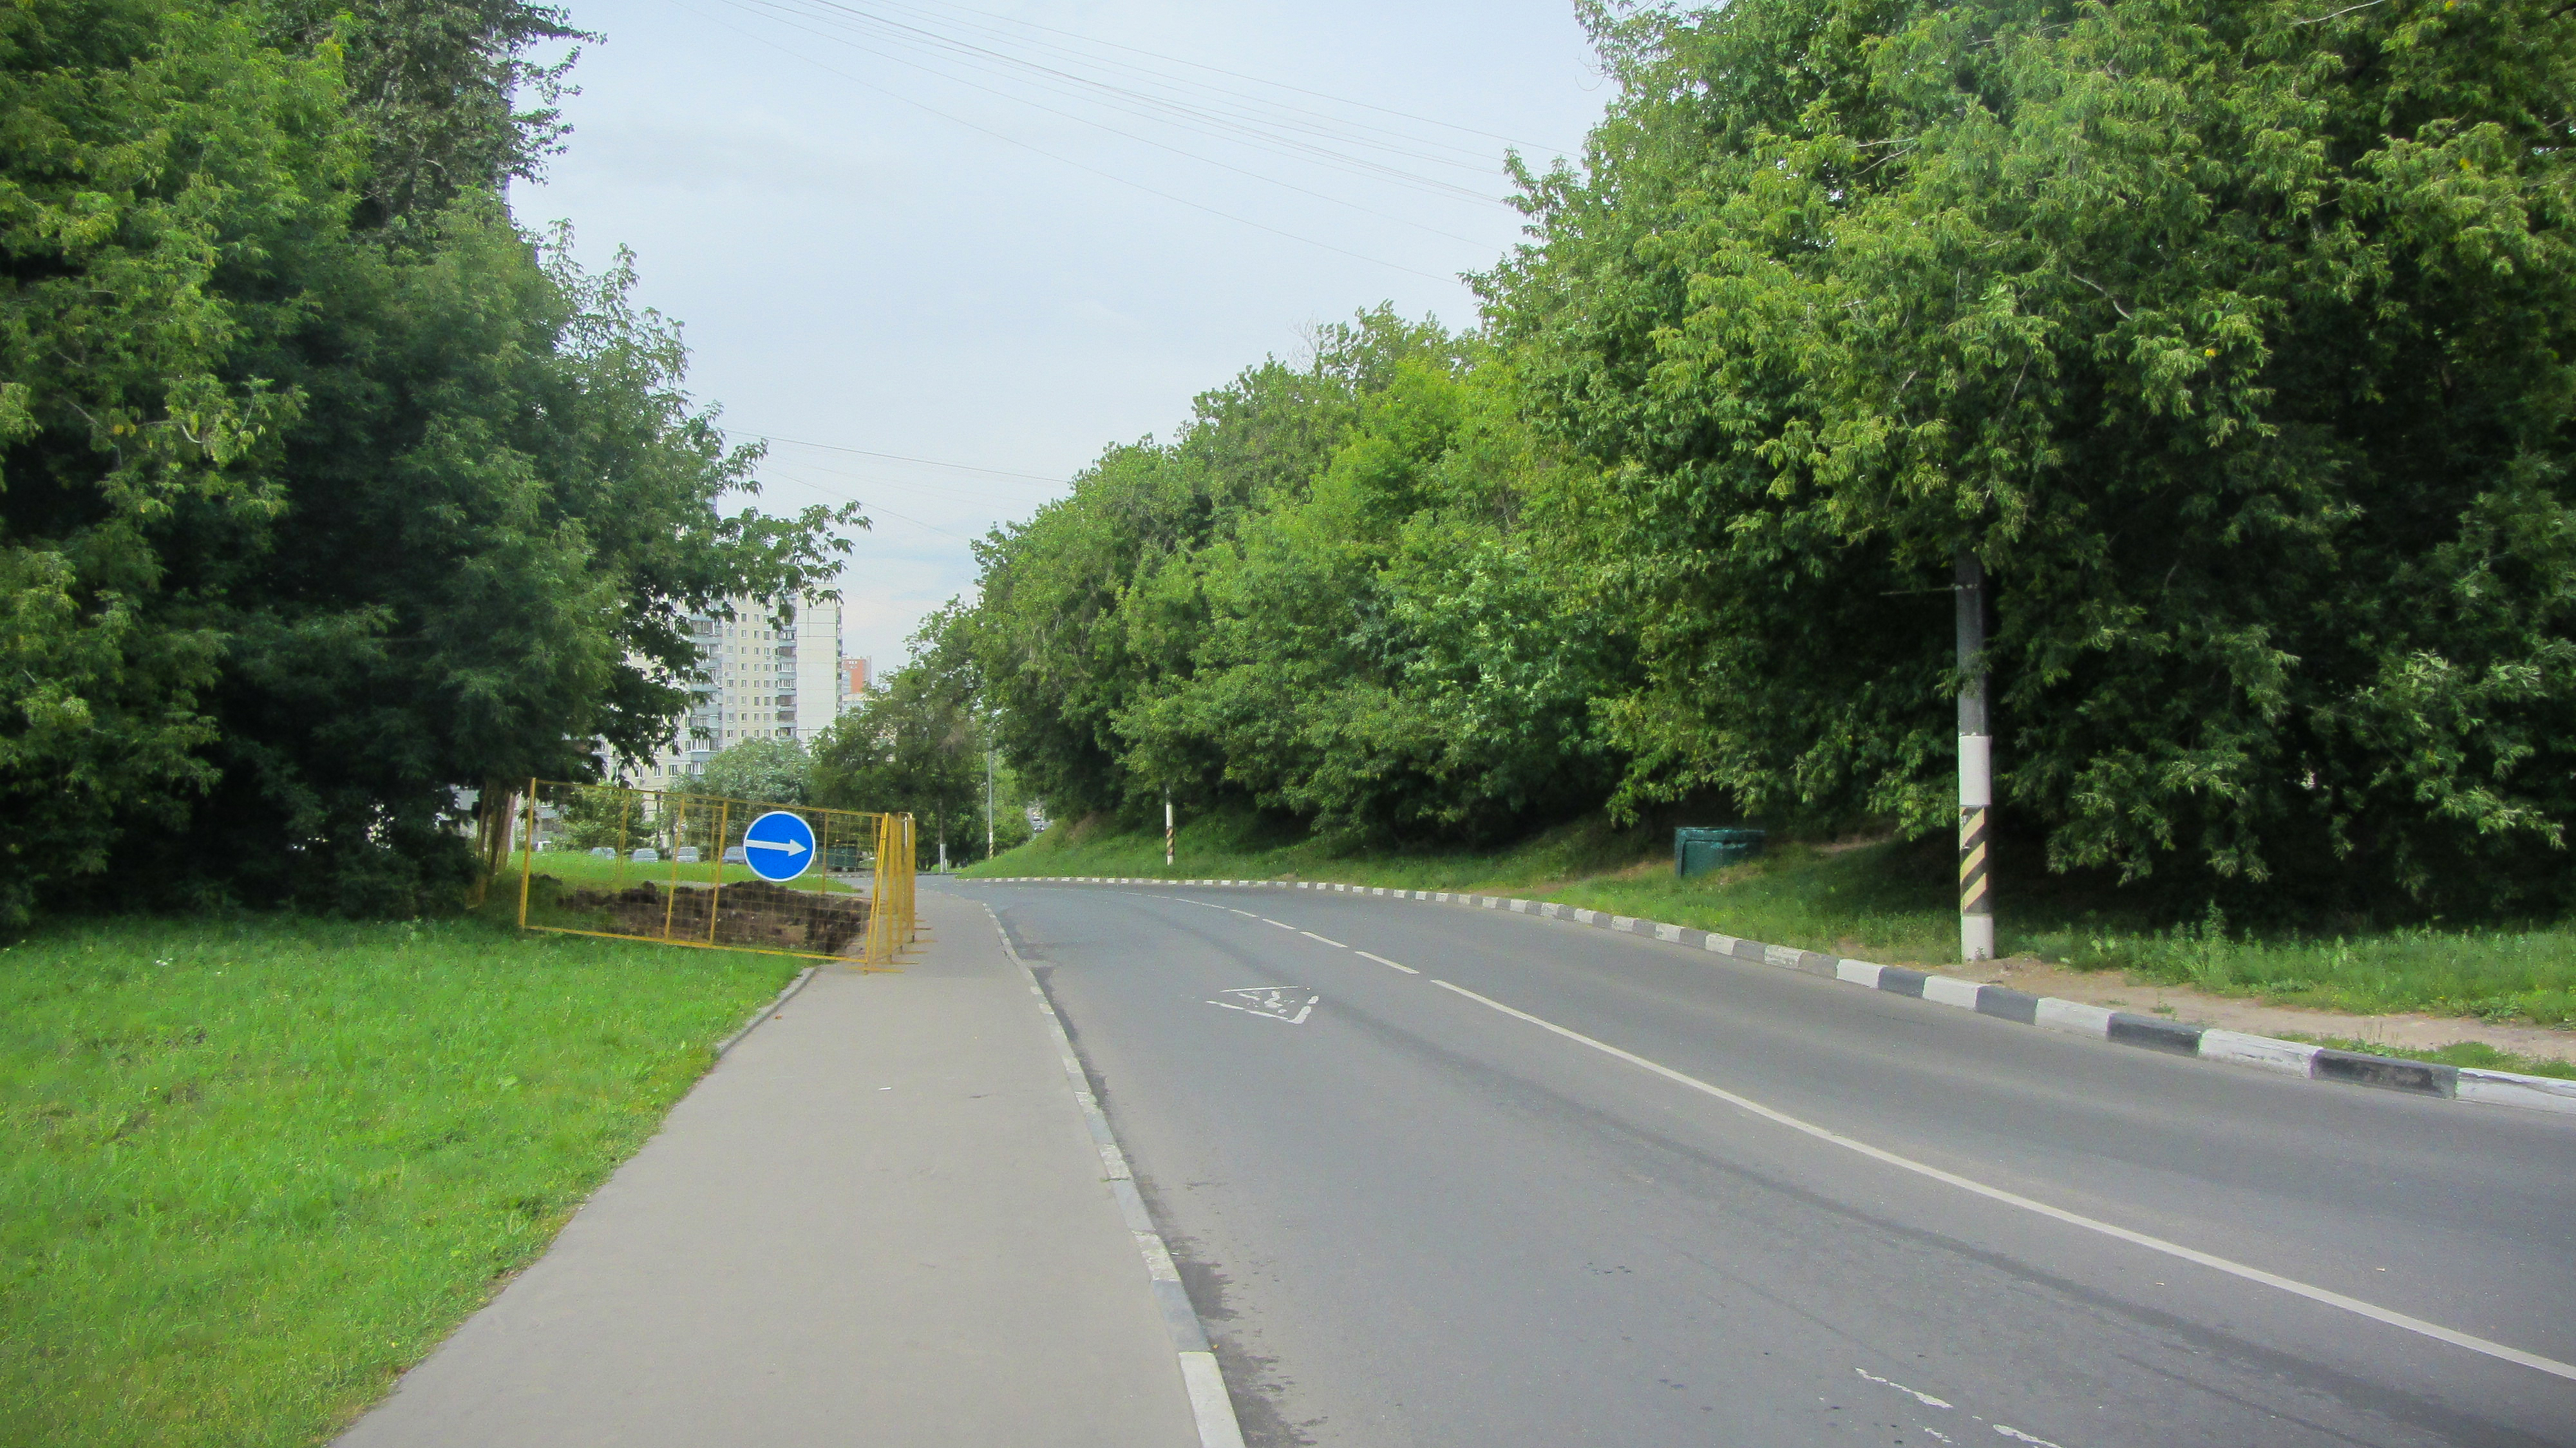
1423, 977, 2576, 1385
1263, 919, 1298, 931
1299, 930, 1346, 948
1855, 1368, 1951, 1409
1356, 951, 1419, 975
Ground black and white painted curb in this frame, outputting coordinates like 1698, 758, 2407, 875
981, 903, 1247, 1448
975, 877, 2576, 1118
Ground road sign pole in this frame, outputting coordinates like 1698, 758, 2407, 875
1956, 547, 1995, 963
708, 801, 729, 944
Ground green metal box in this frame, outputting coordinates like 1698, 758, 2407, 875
1675, 826, 1765, 879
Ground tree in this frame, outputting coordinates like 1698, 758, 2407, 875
1, 0, 349, 922
261, 0, 587, 229
810, 605, 995, 865
1482, 0, 2576, 911
0, 0, 858, 921
966, 309, 1627, 847
695, 737, 808, 806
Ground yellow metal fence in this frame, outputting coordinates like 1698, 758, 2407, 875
512, 779, 916, 967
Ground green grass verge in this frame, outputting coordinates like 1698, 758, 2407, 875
974, 810, 2576, 1030
0, 906, 801, 1448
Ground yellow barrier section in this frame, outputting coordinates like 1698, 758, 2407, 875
512, 779, 917, 967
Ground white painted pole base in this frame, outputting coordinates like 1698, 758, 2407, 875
1961, 913, 1995, 963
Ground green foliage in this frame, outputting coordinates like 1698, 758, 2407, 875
694, 736, 808, 806
1, 0, 350, 920
0, 0, 858, 922
810, 604, 1021, 862
1484, 0, 2576, 911
968, 801, 1669, 892
0, 910, 799, 1448
262, 0, 588, 228
551, 781, 635, 850
969, 309, 1630, 847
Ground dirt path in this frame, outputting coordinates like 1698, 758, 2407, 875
1933, 954, 2576, 1069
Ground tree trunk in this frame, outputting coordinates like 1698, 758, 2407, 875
468, 776, 519, 906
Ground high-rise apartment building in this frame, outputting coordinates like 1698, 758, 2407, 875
840, 656, 869, 705
632, 595, 846, 787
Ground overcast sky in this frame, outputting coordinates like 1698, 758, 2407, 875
510, 0, 1612, 675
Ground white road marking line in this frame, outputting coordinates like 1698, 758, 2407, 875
1356, 951, 1419, 975
1423, 977, 2576, 1384
1206, 988, 1318, 1025
1298, 931, 1345, 947
1991, 1427, 2065, 1447
1228, 908, 1258, 918
1855, 1367, 1952, 1409
1263, 919, 1297, 931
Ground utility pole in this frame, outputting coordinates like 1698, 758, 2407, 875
1164, 788, 1175, 871
1956, 547, 1994, 962
985, 744, 995, 861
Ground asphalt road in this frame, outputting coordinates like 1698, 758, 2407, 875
946, 879, 2576, 1448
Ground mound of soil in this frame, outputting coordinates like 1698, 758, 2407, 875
557, 880, 872, 956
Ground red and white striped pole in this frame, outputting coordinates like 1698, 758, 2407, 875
1164, 790, 1175, 870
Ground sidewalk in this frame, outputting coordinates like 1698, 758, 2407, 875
336, 890, 1202, 1448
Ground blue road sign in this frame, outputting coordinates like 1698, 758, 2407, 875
740, 810, 816, 883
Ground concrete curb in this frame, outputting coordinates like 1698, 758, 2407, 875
973, 877, 2576, 1118
980, 903, 1248, 1448
710, 966, 817, 1058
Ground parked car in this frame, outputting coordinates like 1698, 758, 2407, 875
722, 845, 748, 864
589, 846, 616, 859
630, 847, 659, 864
673, 846, 701, 864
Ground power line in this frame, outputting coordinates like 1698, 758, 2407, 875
748, 0, 1522, 182
725, 0, 1508, 238
728, 427, 1072, 484
752, 452, 1054, 513
667, 0, 1462, 283
760, 464, 987, 542
857, 0, 1576, 155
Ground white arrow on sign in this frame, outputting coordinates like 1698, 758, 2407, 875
744, 836, 808, 856
1206, 987, 1317, 1025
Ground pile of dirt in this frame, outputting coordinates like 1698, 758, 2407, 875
557, 880, 871, 956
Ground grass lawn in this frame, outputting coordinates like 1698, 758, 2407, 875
974, 810, 2576, 1032
0, 906, 801, 1448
